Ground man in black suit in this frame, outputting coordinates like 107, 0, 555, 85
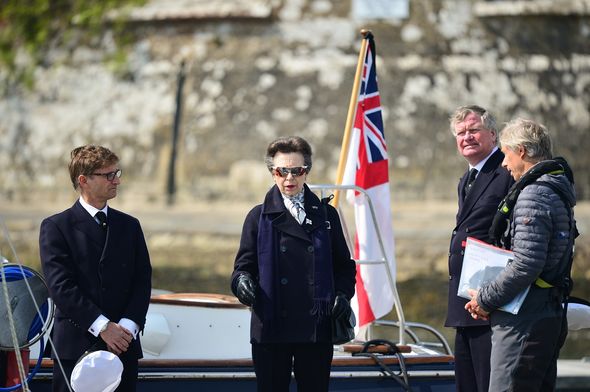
445, 106, 513, 391
40, 145, 152, 392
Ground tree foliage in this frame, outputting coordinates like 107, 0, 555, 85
0, 0, 146, 85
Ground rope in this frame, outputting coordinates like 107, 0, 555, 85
1, 214, 72, 392
0, 216, 54, 391
352, 339, 413, 392
1, 263, 29, 392
0, 263, 68, 391
0, 338, 45, 392
0, 266, 49, 347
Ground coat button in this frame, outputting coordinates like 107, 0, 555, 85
448, 252, 451, 257
280, 245, 287, 252
307, 246, 314, 253
465, 228, 470, 233
460, 250, 464, 255
281, 278, 288, 285
449, 275, 453, 280
452, 230, 457, 235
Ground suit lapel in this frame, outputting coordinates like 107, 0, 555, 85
263, 184, 327, 242
458, 171, 469, 209
272, 213, 311, 242
72, 201, 107, 248
302, 190, 327, 233
99, 211, 115, 263
457, 149, 504, 225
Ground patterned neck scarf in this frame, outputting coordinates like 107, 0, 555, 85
284, 191, 306, 225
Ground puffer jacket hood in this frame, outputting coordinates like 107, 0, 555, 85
535, 169, 576, 208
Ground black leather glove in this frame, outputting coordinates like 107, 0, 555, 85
236, 274, 257, 306
332, 293, 350, 320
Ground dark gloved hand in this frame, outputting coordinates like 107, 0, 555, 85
236, 274, 257, 306
332, 293, 350, 320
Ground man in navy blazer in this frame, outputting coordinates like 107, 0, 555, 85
445, 106, 513, 391
40, 145, 152, 392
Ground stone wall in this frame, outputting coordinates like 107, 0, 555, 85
1, 0, 589, 204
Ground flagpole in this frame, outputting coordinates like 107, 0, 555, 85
332, 29, 372, 207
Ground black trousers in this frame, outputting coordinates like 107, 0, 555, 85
252, 342, 333, 392
454, 325, 492, 392
52, 356, 138, 392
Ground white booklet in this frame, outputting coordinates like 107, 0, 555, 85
457, 237, 530, 315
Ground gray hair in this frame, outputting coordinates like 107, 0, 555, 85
499, 118, 553, 162
449, 105, 498, 137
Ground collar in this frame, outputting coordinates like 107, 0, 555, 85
282, 190, 304, 203
79, 196, 108, 218
263, 184, 322, 215
469, 146, 498, 173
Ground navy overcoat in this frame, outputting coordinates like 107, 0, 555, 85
231, 184, 356, 343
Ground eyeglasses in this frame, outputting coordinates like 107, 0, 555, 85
272, 166, 308, 177
455, 128, 486, 139
91, 169, 122, 181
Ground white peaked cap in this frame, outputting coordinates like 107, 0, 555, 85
70, 350, 124, 392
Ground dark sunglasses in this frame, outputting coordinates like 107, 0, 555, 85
272, 166, 308, 177
91, 169, 122, 181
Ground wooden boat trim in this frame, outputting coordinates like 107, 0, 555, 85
341, 343, 411, 353
32, 355, 454, 370
150, 293, 247, 309
135, 356, 455, 367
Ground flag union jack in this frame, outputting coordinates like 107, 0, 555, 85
354, 43, 388, 190
342, 34, 396, 327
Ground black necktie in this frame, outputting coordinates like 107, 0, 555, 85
464, 168, 478, 196
95, 211, 108, 229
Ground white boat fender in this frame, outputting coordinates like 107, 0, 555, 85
567, 297, 590, 331
142, 312, 172, 356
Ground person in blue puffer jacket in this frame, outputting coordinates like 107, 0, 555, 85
465, 118, 576, 392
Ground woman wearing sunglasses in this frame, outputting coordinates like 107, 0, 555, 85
231, 136, 356, 392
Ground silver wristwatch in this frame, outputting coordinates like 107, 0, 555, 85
99, 321, 109, 334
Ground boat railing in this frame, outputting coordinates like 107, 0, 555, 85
309, 184, 452, 356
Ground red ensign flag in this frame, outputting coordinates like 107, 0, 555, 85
342, 37, 396, 327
